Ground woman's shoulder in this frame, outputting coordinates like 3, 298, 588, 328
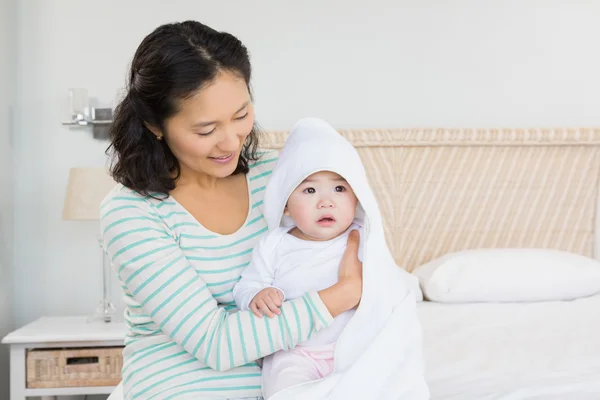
247, 149, 279, 180
100, 184, 167, 218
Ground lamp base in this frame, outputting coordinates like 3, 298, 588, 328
87, 299, 117, 323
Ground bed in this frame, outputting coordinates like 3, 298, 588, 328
110, 129, 600, 399
419, 295, 600, 399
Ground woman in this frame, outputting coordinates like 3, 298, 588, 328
101, 20, 362, 400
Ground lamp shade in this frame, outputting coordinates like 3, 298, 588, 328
63, 167, 116, 220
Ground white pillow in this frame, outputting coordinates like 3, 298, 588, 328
412, 248, 600, 303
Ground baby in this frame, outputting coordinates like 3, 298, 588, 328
233, 168, 363, 399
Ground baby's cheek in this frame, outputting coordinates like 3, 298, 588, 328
294, 204, 313, 227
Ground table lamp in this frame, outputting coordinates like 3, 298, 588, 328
62, 167, 117, 323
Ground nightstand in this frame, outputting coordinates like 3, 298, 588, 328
2, 316, 126, 400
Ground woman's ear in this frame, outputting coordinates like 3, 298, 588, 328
144, 123, 164, 140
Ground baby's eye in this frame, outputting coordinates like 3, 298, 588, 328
303, 187, 316, 194
335, 186, 346, 192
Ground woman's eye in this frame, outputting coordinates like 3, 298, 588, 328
197, 127, 216, 136
304, 187, 316, 194
235, 112, 249, 120
335, 186, 346, 192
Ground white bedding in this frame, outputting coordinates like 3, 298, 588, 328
418, 294, 600, 399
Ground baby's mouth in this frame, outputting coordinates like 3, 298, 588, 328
317, 216, 336, 225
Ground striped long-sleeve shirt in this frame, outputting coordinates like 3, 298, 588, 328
100, 152, 333, 400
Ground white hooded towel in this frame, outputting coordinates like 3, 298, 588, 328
263, 118, 429, 400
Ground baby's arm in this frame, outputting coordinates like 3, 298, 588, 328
233, 233, 285, 317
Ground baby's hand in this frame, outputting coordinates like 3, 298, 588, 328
250, 287, 284, 318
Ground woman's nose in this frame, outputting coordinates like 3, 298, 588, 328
219, 128, 240, 151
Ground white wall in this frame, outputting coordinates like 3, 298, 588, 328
0, 0, 16, 396
13, 0, 600, 329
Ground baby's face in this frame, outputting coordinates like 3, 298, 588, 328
284, 171, 358, 241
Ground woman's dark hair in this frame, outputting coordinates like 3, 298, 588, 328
106, 20, 261, 197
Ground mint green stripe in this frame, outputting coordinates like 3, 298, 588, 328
181, 307, 212, 347
111, 196, 148, 203
192, 333, 207, 357
224, 305, 237, 311
160, 286, 208, 330
140, 266, 191, 307
107, 227, 168, 250
164, 385, 262, 400
187, 248, 253, 261
100, 205, 138, 220
245, 214, 264, 227
123, 342, 176, 376
128, 342, 167, 359
179, 233, 218, 239
249, 170, 272, 181
251, 157, 277, 168
305, 293, 328, 327
162, 381, 261, 400
103, 216, 161, 235
181, 226, 267, 251
291, 301, 302, 341
159, 211, 188, 218
124, 259, 157, 285
278, 312, 287, 350
196, 262, 249, 274
237, 313, 248, 364
171, 222, 200, 229
225, 317, 235, 369
132, 255, 185, 295
134, 366, 211, 399
264, 316, 275, 353
132, 326, 157, 333
132, 362, 206, 399
174, 297, 212, 340
213, 288, 233, 297
150, 276, 199, 317
118, 243, 178, 273
156, 201, 176, 208
125, 351, 186, 384
251, 185, 266, 194
302, 296, 315, 340
206, 276, 241, 287
112, 236, 170, 261
252, 200, 263, 209
171, 373, 261, 390
202, 316, 220, 365
216, 317, 223, 371
282, 309, 294, 348
249, 314, 261, 355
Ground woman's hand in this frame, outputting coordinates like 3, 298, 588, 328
318, 230, 363, 317
338, 230, 363, 288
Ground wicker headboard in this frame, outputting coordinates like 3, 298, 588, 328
263, 129, 600, 271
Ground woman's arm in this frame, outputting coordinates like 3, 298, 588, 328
101, 195, 350, 371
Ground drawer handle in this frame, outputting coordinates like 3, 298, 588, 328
66, 356, 99, 365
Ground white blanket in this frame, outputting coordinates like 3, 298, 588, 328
265, 118, 429, 400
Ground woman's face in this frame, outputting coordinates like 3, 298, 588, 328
160, 71, 255, 180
